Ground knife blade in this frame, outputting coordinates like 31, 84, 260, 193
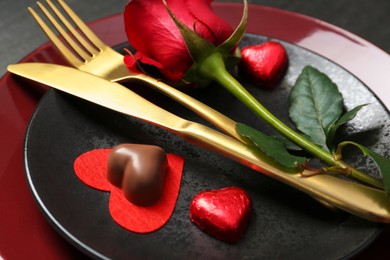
8, 62, 390, 222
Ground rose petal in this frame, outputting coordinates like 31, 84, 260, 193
186, 0, 233, 44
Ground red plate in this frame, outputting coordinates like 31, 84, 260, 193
1, 3, 389, 259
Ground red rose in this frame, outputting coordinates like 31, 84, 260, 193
124, 0, 234, 82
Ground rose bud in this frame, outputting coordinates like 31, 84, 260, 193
124, 0, 234, 84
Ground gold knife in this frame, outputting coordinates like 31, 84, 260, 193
8, 62, 390, 222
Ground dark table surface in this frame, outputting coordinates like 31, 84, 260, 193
1, 0, 389, 259
1, 0, 389, 76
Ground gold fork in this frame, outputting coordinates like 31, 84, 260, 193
28, 0, 243, 142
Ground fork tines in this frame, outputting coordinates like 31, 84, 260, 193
28, 0, 105, 66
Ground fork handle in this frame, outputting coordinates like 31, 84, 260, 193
130, 73, 247, 143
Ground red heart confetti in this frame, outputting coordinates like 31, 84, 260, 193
74, 148, 184, 233
240, 41, 288, 88
189, 186, 252, 243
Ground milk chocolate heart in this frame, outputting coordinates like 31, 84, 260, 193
107, 144, 168, 206
240, 41, 288, 88
189, 186, 252, 243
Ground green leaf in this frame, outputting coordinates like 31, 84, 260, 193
327, 104, 368, 150
337, 141, 390, 197
236, 123, 306, 169
289, 66, 343, 152
217, 0, 248, 53
162, 0, 215, 62
272, 135, 303, 151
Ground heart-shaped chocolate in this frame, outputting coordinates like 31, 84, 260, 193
107, 144, 168, 206
240, 41, 288, 88
189, 186, 252, 243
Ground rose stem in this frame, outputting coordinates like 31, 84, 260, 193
197, 52, 383, 189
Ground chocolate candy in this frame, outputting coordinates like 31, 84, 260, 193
240, 41, 288, 88
107, 144, 168, 206
190, 186, 252, 243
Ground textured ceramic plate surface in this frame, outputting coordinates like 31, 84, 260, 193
24, 35, 389, 259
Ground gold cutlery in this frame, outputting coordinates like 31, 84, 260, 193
28, 0, 244, 142
8, 62, 390, 223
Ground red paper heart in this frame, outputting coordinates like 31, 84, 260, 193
240, 41, 288, 88
189, 187, 252, 243
74, 148, 184, 233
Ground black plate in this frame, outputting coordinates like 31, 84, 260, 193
24, 35, 390, 259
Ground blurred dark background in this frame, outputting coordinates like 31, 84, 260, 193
1, 0, 389, 76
